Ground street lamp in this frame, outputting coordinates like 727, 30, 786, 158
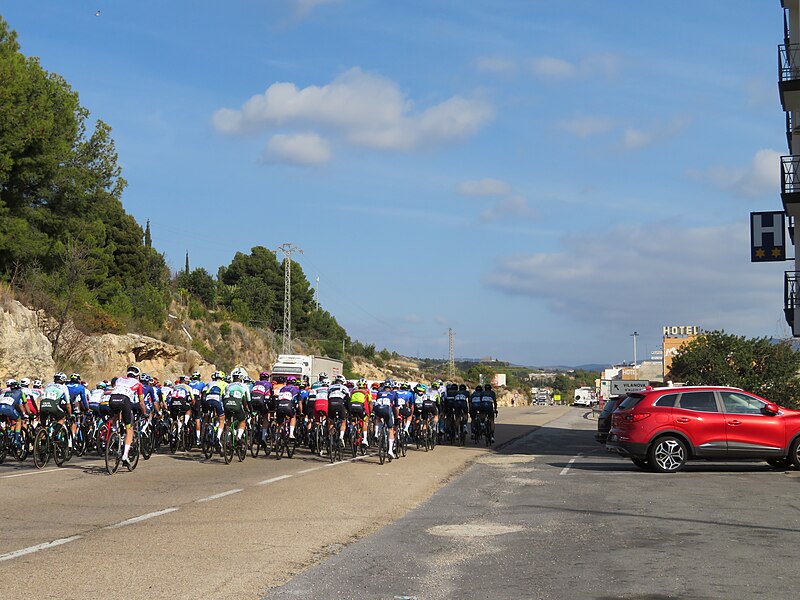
630, 331, 639, 367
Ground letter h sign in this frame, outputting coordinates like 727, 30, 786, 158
750, 211, 786, 262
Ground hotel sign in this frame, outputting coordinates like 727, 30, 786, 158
663, 325, 699, 336
750, 211, 786, 262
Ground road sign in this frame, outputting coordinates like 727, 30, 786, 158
750, 211, 786, 262
609, 380, 649, 395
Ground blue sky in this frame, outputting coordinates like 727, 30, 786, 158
1, 1, 790, 366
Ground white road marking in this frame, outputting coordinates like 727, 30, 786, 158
296, 467, 323, 474
257, 474, 293, 486
105, 507, 179, 529
0, 535, 82, 562
1, 468, 65, 479
560, 455, 581, 475
197, 488, 243, 503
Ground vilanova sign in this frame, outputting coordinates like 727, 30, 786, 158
663, 325, 700, 336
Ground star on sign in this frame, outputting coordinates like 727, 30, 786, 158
755, 248, 766, 258
772, 248, 783, 258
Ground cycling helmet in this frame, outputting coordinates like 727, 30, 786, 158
286, 375, 298, 384
54, 372, 67, 384
152, 377, 160, 387
231, 367, 246, 382
19, 378, 30, 387
273, 375, 286, 384
191, 371, 201, 381
371, 382, 380, 390
484, 383, 492, 390
357, 378, 368, 389
96, 382, 107, 390
178, 375, 189, 384
321, 377, 331, 386
318, 372, 328, 381
475, 385, 483, 392
33, 379, 42, 389
334, 374, 346, 384
139, 372, 149, 383
382, 380, 392, 389
69, 373, 81, 383
6, 379, 19, 389
212, 370, 225, 381
126, 365, 140, 378
400, 382, 410, 390
259, 371, 269, 380
413, 384, 426, 394
459, 384, 467, 391
164, 380, 173, 387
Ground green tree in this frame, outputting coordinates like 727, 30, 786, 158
669, 330, 800, 407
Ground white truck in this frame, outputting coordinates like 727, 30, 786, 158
573, 386, 597, 407
270, 354, 344, 382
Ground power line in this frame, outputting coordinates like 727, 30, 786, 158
275, 243, 303, 354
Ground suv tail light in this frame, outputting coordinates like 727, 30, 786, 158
625, 413, 651, 422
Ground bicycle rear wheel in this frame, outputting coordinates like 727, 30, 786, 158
236, 430, 247, 462
73, 424, 87, 457
105, 432, 121, 474
140, 424, 154, 460
127, 431, 140, 471
169, 423, 179, 453
250, 424, 261, 458
222, 430, 234, 464
0, 430, 7, 464
201, 423, 215, 459
33, 427, 49, 469
53, 425, 69, 467
378, 429, 387, 465
14, 428, 30, 461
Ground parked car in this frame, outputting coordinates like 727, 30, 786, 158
595, 395, 624, 443
605, 386, 800, 473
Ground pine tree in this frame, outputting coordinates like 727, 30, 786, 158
144, 219, 152, 248
185, 251, 190, 274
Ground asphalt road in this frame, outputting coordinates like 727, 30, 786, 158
0, 405, 568, 600
267, 408, 800, 600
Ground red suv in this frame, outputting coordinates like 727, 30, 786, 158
606, 386, 800, 473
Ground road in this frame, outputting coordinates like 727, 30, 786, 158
267, 408, 800, 600
0, 405, 567, 600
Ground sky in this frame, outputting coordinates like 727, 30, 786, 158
0, 1, 791, 367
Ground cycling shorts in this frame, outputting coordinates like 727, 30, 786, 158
206, 398, 224, 418
250, 396, 267, 415
349, 402, 366, 420
39, 404, 65, 421
266, 396, 277, 413
479, 401, 495, 415
314, 399, 328, 421
169, 405, 187, 421
224, 405, 246, 423
421, 400, 438, 418
328, 400, 348, 421
109, 394, 133, 426
374, 405, 394, 429
0, 404, 21, 420
397, 405, 412, 418
89, 402, 111, 418
26, 399, 38, 415
276, 399, 296, 418
303, 398, 316, 418
454, 400, 468, 414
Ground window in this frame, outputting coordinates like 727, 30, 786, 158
677, 391, 718, 412
618, 394, 644, 410
720, 391, 765, 415
653, 393, 678, 407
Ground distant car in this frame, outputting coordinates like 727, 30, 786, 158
606, 386, 800, 473
595, 395, 624, 443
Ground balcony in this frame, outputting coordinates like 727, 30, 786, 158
781, 155, 800, 213
785, 271, 800, 332
779, 44, 800, 110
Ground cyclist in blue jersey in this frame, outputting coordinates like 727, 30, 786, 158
189, 372, 207, 445
374, 381, 397, 459
394, 382, 414, 433
66, 373, 89, 446
203, 371, 227, 447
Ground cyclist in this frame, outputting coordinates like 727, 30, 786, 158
203, 371, 227, 448
188, 371, 207, 445
28, 379, 43, 413
395, 382, 414, 433
251, 372, 273, 446
223, 368, 251, 443
39, 373, 71, 443
453, 384, 470, 438
443, 383, 458, 438
1, 379, 28, 446
108, 366, 146, 467
374, 381, 396, 458
469, 385, 483, 433
348, 378, 371, 448
327, 375, 351, 446
140, 373, 157, 431
312, 376, 330, 427
275, 375, 299, 439
67, 373, 89, 445
311, 372, 328, 391
481, 383, 498, 443
19, 378, 39, 424
421, 383, 440, 437
88, 382, 111, 419
170, 376, 194, 431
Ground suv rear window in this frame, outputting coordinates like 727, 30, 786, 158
617, 394, 644, 409
599, 398, 622, 417
653, 393, 678, 407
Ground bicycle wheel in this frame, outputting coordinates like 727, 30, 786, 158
378, 429, 386, 465
73, 423, 87, 457
183, 424, 195, 452
33, 427, 49, 469
236, 430, 247, 462
287, 434, 296, 459
140, 424, 154, 460
53, 425, 69, 467
169, 423, 179, 453
105, 431, 121, 474
128, 431, 140, 471
274, 432, 284, 460
95, 423, 108, 455
222, 429, 234, 464
201, 423, 215, 459
13, 428, 30, 461
250, 424, 261, 458
399, 430, 408, 458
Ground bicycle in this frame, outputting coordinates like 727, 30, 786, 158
34, 416, 70, 468
0, 415, 31, 463
105, 423, 140, 474
221, 419, 247, 464
273, 415, 297, 460
200, 407, 219, 460
375, 416, 392, 465
471, 414, 486, 445
395, 425, 408, 458
328, 417, 344, 463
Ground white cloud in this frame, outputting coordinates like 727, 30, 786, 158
485, 222, 783, 333
213, 68, 494, 153
618, 117, 689, 151
530, 53, 621, 79
691, 149, 781, 199
476, 56, 516, 75
264, 132, 331, 166
480, 194, 537, 221
457, 178, 513, 196
290, 0, 339, 18
557, 115, 616, 138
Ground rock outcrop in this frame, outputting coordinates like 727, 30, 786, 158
0, 299, 57, 379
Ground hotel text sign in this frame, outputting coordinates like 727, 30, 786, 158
663, 325, 699, 336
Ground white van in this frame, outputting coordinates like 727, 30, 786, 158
573, 387, 596, 407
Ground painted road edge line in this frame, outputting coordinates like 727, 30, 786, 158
0, 535, 82, 562
105, 507, 179, 529
197, 488, 243, 503
296, 467, 323, 474
560, 455, 581, 476
1, 468, 65, 479
257, 474, 293, 486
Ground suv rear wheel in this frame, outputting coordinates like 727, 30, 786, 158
789, 437, 800, 470
649, 436, 687, 473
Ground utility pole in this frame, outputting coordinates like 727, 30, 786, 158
630, 331, 639, 368
448, 328, 455, 380
275, 243, 303, 354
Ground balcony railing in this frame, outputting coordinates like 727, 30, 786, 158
779, 44, 800, 84
781, 155, 800, 195
785, 271, 800, 329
